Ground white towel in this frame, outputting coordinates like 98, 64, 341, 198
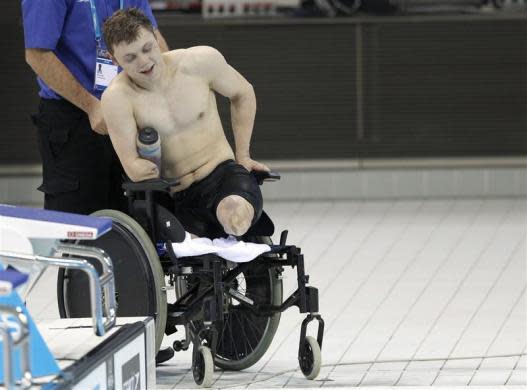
213, 236, 271, 263
171, 232, 270, 263
171, 232, 216, 257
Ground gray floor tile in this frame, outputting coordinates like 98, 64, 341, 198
22, 198, 526, 388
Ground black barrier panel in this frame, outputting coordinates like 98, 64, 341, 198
361, 20, 527, 158
1, 12, 41, 165
1, 13, 526, 164
162, 22, 359, 160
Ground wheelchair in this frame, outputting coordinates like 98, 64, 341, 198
56, 171, 324, 387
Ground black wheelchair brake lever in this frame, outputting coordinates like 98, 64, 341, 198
252, 171, 281, 185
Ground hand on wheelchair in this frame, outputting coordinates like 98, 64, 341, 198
236, 155, 270, 174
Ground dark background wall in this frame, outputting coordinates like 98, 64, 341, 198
1, 2, 41, 165
2, 7, 526, 164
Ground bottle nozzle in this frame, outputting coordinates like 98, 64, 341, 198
138, 127, 159, 145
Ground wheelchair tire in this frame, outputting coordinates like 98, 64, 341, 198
56, 209, 167, 354
212, 236, 283, 371
299, 336, 321, 380
193, 345, 214, 388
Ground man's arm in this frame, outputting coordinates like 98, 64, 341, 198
25, 49, 107, 134
101, 87, 160, 182
193, 46, 269, 172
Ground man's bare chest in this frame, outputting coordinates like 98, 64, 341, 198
131, 76, 211, 135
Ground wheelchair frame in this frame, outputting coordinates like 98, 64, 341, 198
59, 172, 324, 387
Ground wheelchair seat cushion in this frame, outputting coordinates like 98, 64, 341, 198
171, 160, 263, 238
171, 232, 271, 263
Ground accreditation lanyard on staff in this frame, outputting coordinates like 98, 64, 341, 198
90, 0, 124, 92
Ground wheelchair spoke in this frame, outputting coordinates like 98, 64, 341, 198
235, 310, 250, 358
240, 309, 264, 347
207, 257, 282, 369
218, 316, 228, 353
244, 310, 263, 351
228, 312, 239, 359
217, 308, 260, 360
239, 309, 261, 345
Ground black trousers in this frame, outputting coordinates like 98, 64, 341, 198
32, 98, 127, 215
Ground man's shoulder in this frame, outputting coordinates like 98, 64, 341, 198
164, 49, 186, 68
101, 75, 132, 105
176, 46, 226, 76
166, 46, 222, 63
185, 46, 224, 62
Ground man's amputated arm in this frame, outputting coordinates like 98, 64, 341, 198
25, 49, 107, 134
101, 87, 160, 182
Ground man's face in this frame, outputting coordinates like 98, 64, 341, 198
112, 27, 162, 83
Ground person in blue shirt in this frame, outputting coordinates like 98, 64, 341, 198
21, 0, 175, 365
21, 0, 169, 215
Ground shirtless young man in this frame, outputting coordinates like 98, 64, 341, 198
101, 8, 269, 238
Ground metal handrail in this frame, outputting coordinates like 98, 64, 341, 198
54, 243, 117, 335
0, 304, 31, 390
0, 244, 116, 336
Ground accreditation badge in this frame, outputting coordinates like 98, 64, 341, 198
94, 47, 118, 92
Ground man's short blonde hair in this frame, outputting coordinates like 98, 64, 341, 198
102, 8, 155, 54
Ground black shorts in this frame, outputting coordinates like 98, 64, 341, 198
172, 160, 263, 238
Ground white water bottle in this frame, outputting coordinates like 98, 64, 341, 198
137, 127, 162, 171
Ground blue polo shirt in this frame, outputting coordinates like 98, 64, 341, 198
21, 0, 158, 100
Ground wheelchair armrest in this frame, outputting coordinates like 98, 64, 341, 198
252, 170, 281, 185
122, 177, 180, 193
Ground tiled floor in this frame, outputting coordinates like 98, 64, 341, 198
26, 198, 527, 388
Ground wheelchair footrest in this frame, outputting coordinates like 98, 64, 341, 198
167, 308, 188, 326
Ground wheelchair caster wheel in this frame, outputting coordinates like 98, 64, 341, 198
173, 340, 186, 352
299, 336, 321, 380
193, 345, 213, 388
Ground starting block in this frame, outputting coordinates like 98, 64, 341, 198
0, 204, 156, 389
0, 271, 59, 387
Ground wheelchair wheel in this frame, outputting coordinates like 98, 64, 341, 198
299, 336, 321, 380
193, 345, 214, 388
211, 236, 283, 371
57, 209, 167, 353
